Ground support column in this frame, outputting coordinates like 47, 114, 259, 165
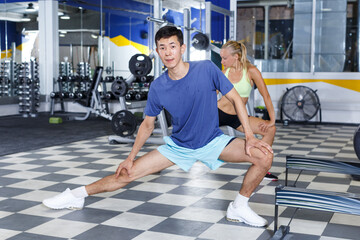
205, 1, 212, 60
98, 0, 104, 66
38, 0, 59, 101
264, 5, 269, 60
153, 0, 163, 79
152, 0, 168, 136
183, 8, 191, 61
310, 0, 316, 73
229, 0, 237, 40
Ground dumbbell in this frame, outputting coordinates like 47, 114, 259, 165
63, 92, 70, 98
68, 92, 75, 99
104, 91, 114, 100
50, 92, 60, 98
105, 76, 115, 82
19, 108, 30, 113
135, 92, 147, 101
18, 91, 30, 95
19, 96, 40, 101
125, 91, 135, 100
76, 91, 87, 99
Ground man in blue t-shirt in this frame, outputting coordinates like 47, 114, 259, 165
43, 26, 273, 228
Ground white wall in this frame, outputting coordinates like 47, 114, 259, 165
256, 72, 360, 124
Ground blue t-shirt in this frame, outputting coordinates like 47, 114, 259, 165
145, 60, 233, 149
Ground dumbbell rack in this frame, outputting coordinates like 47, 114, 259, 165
17, 60, 40, 117
77, 62, 91, 77
0, 61, 11, 97
0, 60, 19, 97
50, 61, 73, 114
75, 62, 92, 102
100, 75, 117, 114
59, 61, 73, 97
50, 62, 94, 115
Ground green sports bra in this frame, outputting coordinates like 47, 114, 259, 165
224, 68, 252, 97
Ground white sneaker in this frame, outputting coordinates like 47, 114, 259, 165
226, 202, 268, 227
43, 188, 84, 210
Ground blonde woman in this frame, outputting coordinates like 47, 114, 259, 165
219, 41, 277, 181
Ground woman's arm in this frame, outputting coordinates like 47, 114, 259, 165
225, 88, 272, 156
249, 66, 276, 128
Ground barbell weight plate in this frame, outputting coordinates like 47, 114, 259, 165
128, 54, 152, 77
354, 125, 360, 160
111, 78, 128, 98
192, 33, 210, 50
111, 110, 138, 137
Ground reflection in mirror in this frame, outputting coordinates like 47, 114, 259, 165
58, 2, 100, 73
56, 1, 101, 103
0, 1, 38, 101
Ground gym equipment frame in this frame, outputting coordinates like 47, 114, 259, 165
108, 51, 170, 145
72, 66, 112, 121
271, 154, 360, 239
272, 186, 360, 240
285, 155, 360, 187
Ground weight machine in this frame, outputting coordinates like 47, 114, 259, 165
108, 52, 170, 145
71, 66, 112, 121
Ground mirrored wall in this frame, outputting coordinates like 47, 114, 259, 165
0, 1, 39, 100
237, 0, 358, 73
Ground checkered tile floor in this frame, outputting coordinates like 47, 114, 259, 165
0, 124, 359, 240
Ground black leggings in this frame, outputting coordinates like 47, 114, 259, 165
218, 108, 242, 129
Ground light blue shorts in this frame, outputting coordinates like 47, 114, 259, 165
157, 134, 234, 172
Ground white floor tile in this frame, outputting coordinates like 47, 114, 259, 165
171, 207, 225, 223
102, 212, 166, 230
199, 223, 264, 240
149, 193, 202, 206
87, 198, 143, 212
27, 219, 97, 239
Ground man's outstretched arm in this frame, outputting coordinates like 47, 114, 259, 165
116, 115, 156, 177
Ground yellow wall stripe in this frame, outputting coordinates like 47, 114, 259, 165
264, 78, 360, 92
0, 44, 23, 59
1, 50, 12, 59
16, 43, 23, 51
110, 35, 149, 55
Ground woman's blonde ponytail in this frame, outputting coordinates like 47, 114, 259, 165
222, 40, 250, 71
238, 41, 249, 72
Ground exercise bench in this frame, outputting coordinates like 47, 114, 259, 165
285, 155, 360, 187
271, 155, 360, 240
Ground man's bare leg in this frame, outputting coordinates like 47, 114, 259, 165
43, 150, 174, 209
219, 138, 273, 227
220, 138, 272, 196
237, 117, 277, 181
86, 150, 174, 195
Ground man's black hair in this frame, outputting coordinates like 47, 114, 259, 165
155, 26, 184, 46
